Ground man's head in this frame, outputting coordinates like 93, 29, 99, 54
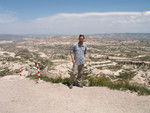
78, 34, 85, 44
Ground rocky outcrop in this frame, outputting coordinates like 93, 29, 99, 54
41, 60, 72, 79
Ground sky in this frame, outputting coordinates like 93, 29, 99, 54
0, 0, 150, 35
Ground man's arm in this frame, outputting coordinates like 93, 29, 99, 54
70, 53, 75, 64
70, 44, 75, 64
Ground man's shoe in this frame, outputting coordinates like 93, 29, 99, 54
69, 84, 73, 89
77, 83, 83, 88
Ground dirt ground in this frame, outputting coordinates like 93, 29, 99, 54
0, 75, 150, 113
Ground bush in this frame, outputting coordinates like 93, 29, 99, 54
85, 76, 150, 95
88, 76, 112, 86
117, 71, 136, 80
27, 74, 70, 85
0, 67, 10, 76
27, 74, 150, 95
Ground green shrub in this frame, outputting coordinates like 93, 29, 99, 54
88, 76, 112, 87
27, 74, 70, 85
0, 67, 10, 76
86, 76, 150, 95
117, 71, 136, 80
27, 74, 150, 95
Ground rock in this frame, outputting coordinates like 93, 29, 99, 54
42, 62, 72, 79
131, 71, 146, 85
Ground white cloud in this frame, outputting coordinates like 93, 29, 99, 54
0, 11, 150, 34
144, 11, 150, 15
0, 13, 17, 23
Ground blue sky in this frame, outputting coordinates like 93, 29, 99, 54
0, 0, 150, 34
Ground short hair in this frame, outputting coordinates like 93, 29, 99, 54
79, 34, 85, 39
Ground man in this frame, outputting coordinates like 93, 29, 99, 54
69, 34, 87, 89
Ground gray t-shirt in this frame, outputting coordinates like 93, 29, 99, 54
70, 43, 87, 65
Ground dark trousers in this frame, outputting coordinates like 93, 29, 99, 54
70, 64, 84, 85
